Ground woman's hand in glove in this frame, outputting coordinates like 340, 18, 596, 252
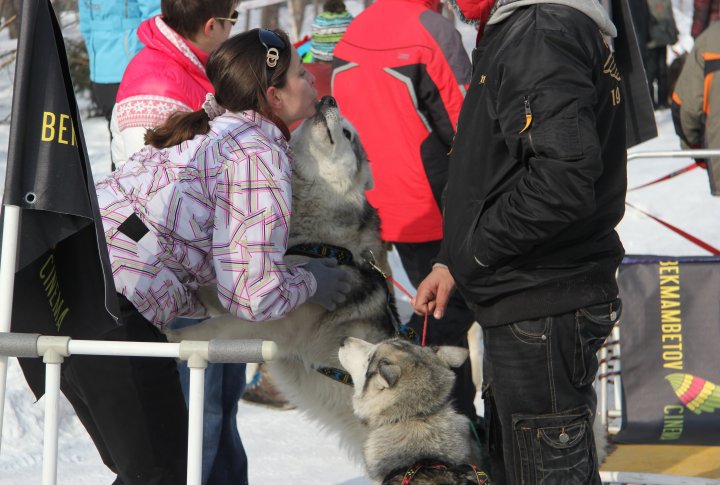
303, 258, 352, 311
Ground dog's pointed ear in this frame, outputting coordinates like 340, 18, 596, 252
376, 362, 401, 389
434, 346, 468, 369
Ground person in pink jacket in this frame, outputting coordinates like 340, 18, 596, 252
103, 3, 246, 483
65, 29, 350, 485
110, 0, 237, 167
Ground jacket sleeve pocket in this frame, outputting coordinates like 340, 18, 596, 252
529, 98, 583, 160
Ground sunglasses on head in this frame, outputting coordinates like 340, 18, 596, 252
215, 10, 239, 25
258, 28, 286, 86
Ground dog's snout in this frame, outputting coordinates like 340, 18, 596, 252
320, 96, 337, 108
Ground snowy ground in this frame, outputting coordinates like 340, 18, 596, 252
1, 2, 719, 484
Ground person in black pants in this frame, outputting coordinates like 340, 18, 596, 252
90, 30, 350, 484
61, 295, 188, 484
411, 0, 646, 481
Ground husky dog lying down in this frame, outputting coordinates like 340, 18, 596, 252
339, 337, 488, 484
165, 96, 400, 460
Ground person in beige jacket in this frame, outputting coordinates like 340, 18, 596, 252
671, 20, 720, 196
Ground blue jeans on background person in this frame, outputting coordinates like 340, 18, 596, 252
170, 318, 248, 485
482, 299, 621, 485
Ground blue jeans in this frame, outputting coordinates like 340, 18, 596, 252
171, 318, 248, 485
482, 299, 621, 484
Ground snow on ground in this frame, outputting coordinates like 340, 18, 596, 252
1, 3, 719, 484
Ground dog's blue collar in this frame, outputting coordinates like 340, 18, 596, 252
314, 326, 417, 387
286, 242, 354, 265
315, 366, 354, 386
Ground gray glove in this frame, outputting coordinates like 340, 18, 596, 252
303, 258, 352, 311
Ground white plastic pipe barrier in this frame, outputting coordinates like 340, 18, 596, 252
627, 149, 720, 161
600, 470, 720, 485
187, 361, 207, 485
38, 337, 68, 485
0, 332, 277, 485
0, 204, 21, 456
598, 342, 609, 427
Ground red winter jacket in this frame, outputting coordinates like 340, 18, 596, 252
111, 16, 213, 164
116, 15, 212, 113
332, 0, 470, 242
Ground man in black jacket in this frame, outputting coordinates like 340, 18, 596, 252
414, 0, 628, 483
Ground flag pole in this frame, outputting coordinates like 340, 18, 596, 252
0, 204, 21, 454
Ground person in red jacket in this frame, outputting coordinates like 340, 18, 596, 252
332, 0, 478, 420
110, 0, 237, 167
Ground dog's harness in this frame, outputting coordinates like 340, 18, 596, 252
285, 243, 416, 387
383, 462, 490, 485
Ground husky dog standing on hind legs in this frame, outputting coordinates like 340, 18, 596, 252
166, 96, 402, 460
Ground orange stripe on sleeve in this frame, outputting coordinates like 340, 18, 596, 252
703, 72, 714, 115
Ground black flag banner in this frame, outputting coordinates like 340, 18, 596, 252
1, 0, 120, 398
615, 256, 720, 445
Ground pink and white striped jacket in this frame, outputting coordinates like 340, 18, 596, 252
96, 111, 317, 327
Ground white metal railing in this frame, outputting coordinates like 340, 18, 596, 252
0, 332, 277, 485
0, 205, 20, 463
627, 149, 720, 161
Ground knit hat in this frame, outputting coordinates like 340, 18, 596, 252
310, 1, 353, 62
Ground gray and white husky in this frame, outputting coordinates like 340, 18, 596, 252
165, 97, 398, 460
338, 337, 487, 484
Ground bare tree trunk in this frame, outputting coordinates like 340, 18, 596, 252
287, 0, 308, 42
261, 4, 281, 30
1, 0, 20, 39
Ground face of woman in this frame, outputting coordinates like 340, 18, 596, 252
272, 49, 317, 126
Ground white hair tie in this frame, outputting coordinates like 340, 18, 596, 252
202, 93, 226, 120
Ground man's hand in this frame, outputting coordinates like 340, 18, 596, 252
412, 265, 456, 319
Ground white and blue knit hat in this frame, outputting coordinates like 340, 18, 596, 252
310, 0, 353, 62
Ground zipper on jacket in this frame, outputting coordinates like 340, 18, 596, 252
519, 96, 533, 134
520, 96, 537, 154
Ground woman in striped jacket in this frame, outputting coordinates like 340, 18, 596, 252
63, 30, 350, 485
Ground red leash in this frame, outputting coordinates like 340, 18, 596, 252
625, 202, 720, 255
628, 163, 699, 192
625, 161, 719, 255
385, 274, 430, 347
366, 253, 430, 346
